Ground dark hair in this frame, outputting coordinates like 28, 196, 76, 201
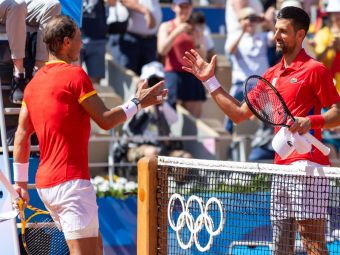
190, 11, 206, 25
43, 15, 78, 55
277, 6, 310, 35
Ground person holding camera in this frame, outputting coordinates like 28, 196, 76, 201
157, 0, 207, 118
224, 6, 275, 134
116, 61, 192, 166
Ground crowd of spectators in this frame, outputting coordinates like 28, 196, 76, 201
99, 0, 340, 161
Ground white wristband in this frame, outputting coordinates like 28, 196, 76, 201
13, 162, 29, 182
202, 75, 221, 93
120, 100, 138, 120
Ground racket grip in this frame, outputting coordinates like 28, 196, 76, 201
303, 133, 330, 156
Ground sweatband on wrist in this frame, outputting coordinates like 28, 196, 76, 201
202, 75, 221, 93
308, 115, 325, 129
13, 162, 29, 182
120, 100, 138, 120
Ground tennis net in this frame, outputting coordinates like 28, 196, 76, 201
137, 156, 340, 255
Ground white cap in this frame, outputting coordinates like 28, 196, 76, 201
237, 7, 256, 20
326, 0, 340, 13
140, 61, 165, 80
281, 0, 302, 9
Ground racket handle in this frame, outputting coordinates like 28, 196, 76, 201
0, 170, 20, 199
303, 133, 331, 156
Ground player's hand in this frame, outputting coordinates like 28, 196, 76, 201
136, 80, 168, 108
288, 117, 311, 135
182, 49, 217, 82
13, 182, 29, 219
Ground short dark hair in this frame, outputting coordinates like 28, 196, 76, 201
190, 11, 206, 25
43, 15, 78, 55
277, 6, 310, 35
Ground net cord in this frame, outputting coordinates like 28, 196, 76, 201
158, 156, 340, 177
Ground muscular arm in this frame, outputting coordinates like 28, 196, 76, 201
81, 94, 128, 130
13, 106, 35, 163
290, 103, 340, 134
323, 102, 340, 129
81, 80, 167, 130
13, 106, 35, 202
182, 49, 252, 123
210, 88, 252, 123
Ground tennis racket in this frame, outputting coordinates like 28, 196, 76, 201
244, 75, 330, 156
0, 170, 69, 255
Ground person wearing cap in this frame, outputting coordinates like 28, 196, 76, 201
224, 6, 274, 135
183, 6, 340, 255
115, 61, 192, 165
224, 0, 263, 36
157, 0, 207, 118
314, 0, 340, 93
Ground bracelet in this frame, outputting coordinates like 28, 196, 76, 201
120, 100, 138, 120
13, 162, 29, 182
308, 115, 325, 129
202, 75, 221, 93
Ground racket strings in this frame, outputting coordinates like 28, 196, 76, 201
23, 215, 69, 255
245, 77, 288, 125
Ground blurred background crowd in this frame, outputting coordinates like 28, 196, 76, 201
1, 0, 340, 178
76, 0, 340, 174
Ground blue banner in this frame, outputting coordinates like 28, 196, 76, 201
59, 0, 83, 27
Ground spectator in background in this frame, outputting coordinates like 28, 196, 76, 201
0, 0, 61, 104
224, 0, 263, 37
190, 11, 216, 62
109, 0, 162, 76
81, 0, 116, 86
314, 0, 340, 93
314, 0, 340, 158
115, 61, 192, 164
158, 0, 207, 118
224, 6, 274, 133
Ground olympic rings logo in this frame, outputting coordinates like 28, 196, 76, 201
167, 193, 225, 252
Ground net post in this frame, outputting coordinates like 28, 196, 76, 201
137, 156, 158, 255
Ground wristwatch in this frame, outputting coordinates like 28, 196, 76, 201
131, 97, 141, 110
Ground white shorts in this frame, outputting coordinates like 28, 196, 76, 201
37, 179, 99, 240
270, 160, 330, 221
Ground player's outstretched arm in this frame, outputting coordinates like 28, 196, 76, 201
182, 49, 252, 124
81, 80, 168, 130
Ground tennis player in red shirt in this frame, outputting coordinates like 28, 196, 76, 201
183, 6, 340, 255
12, 15, 167, 255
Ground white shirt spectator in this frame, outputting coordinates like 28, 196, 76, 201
127, 0, 162, 36
225, 0, 263, 34
226, 30, 273, 83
